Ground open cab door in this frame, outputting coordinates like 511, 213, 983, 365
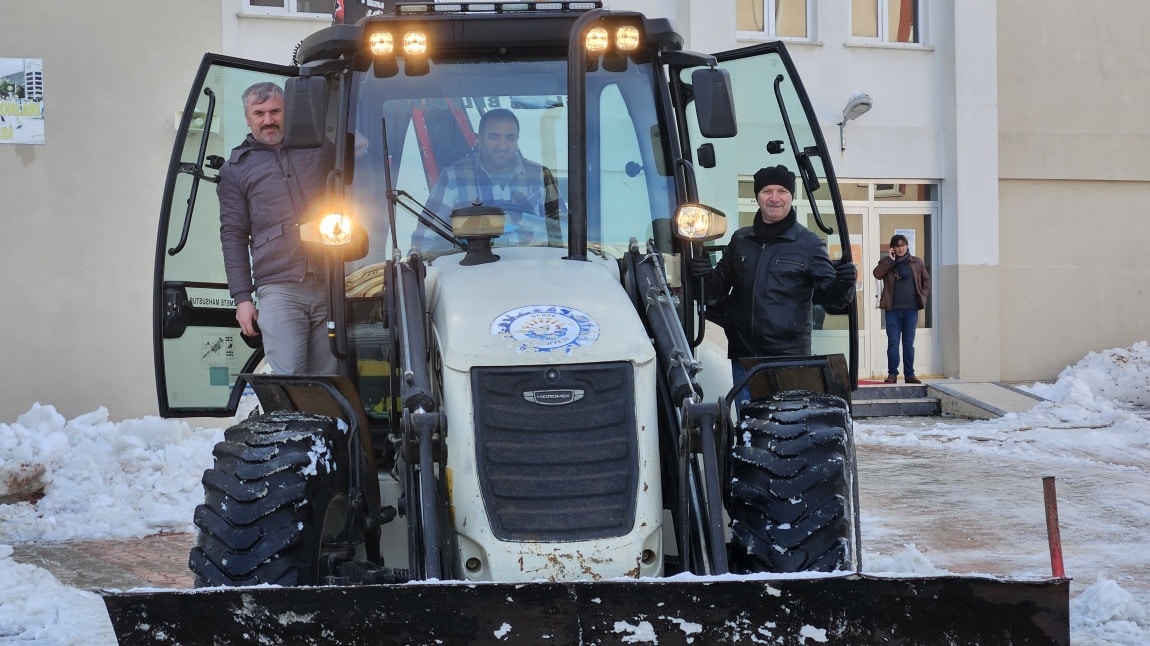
155, 55, 295, 417
677, 42, 860, 391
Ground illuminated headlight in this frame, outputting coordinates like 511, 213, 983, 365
319, 213, 355, 246
370, 32, 394, 56
615, 26, 640, 51
673, 203, 728, 241
585, 27, 609, 53
403, 31, 428, 56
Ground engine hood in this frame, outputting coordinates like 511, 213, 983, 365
426, 248, 656, 371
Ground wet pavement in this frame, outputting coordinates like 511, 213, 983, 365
9, 532, 194, 591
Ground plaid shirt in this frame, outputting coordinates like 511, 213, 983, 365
413, 154, 563, 252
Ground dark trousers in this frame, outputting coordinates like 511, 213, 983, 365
730, 359, 753, 417
885, 309, 918, 378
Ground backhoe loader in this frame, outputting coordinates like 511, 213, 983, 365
103, 2, 1069, 643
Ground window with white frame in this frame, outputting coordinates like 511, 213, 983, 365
246, 0, 332, 15
737, 0, 811, 40
851, 0, 921, 44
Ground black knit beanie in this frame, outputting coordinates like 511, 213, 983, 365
753, 165, 796, 195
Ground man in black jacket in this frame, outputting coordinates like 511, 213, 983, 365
692, 165, 856, 398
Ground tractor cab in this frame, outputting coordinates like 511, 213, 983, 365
153, 1, 858, 422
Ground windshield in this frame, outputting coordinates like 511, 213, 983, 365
345, 55, 675, 272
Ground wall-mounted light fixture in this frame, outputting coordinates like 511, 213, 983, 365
838, 92, 873, 151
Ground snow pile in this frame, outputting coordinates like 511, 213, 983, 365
1072, 575, 1148, 644
0, 544, 115, 644
1026, 342, 1150, 408
863, 543, 948, 576
0, 403, 223, 542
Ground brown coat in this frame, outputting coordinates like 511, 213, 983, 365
873, 254, 930, 310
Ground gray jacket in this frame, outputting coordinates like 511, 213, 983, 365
218, 135, 333, 303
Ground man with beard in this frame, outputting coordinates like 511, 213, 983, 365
413, 108, 562, 252
692, 165, 857, 403
217, 81, 338, 375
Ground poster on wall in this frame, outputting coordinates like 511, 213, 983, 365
0, 58, 45, 145
895, 228, 917, 256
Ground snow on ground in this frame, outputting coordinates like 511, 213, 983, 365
3, 345, 1150, 643
0, 406, 222, 542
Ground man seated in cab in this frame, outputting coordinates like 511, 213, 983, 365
412, 108, 562, 253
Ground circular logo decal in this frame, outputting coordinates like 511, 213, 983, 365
491, 305, 600, 354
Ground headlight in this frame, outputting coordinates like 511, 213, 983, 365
451, 204, 506, 238
318, 213, 354, 246
615, 26, 640, 52
585, 27, 609, 53
404, 31, 428, 56
370, 32, 394, 56
673, 203, 728, 241
301, 212, 357, 246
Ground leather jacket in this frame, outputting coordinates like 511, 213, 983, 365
218, 135, 333, 303
704, 214, 853, 358
873, 254, 931, 310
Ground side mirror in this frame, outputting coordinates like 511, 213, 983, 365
283, 76, 328, 149
691, 68, 737, 139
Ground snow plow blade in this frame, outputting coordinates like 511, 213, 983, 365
102, 574, 1069, 645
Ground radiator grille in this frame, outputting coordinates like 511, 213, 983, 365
471, 362, 638, 541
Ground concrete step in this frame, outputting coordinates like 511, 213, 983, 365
854, 384, 928, 400
852, 384, 939, 418
849, 381, 1048, 419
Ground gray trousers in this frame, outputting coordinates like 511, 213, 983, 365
255, 277, 338, 375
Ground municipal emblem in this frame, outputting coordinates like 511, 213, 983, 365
491, 305, 600, 354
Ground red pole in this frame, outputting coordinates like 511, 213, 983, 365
1043, 476, 1066, 578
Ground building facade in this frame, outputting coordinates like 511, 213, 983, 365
1, 0, 1147, 420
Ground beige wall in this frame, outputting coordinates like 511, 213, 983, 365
0, 2, 222, 421
997, 1, 1150, 381
999, 180, 1150, 380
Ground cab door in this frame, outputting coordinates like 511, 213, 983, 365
678, 42, 859, 387
155, 55, 295, 417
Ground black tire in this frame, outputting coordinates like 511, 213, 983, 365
727, 391, 858, 574
189, 411, 356, 587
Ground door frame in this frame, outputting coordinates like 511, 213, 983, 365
154, 54, 296, 417
861, 205, 939, 380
